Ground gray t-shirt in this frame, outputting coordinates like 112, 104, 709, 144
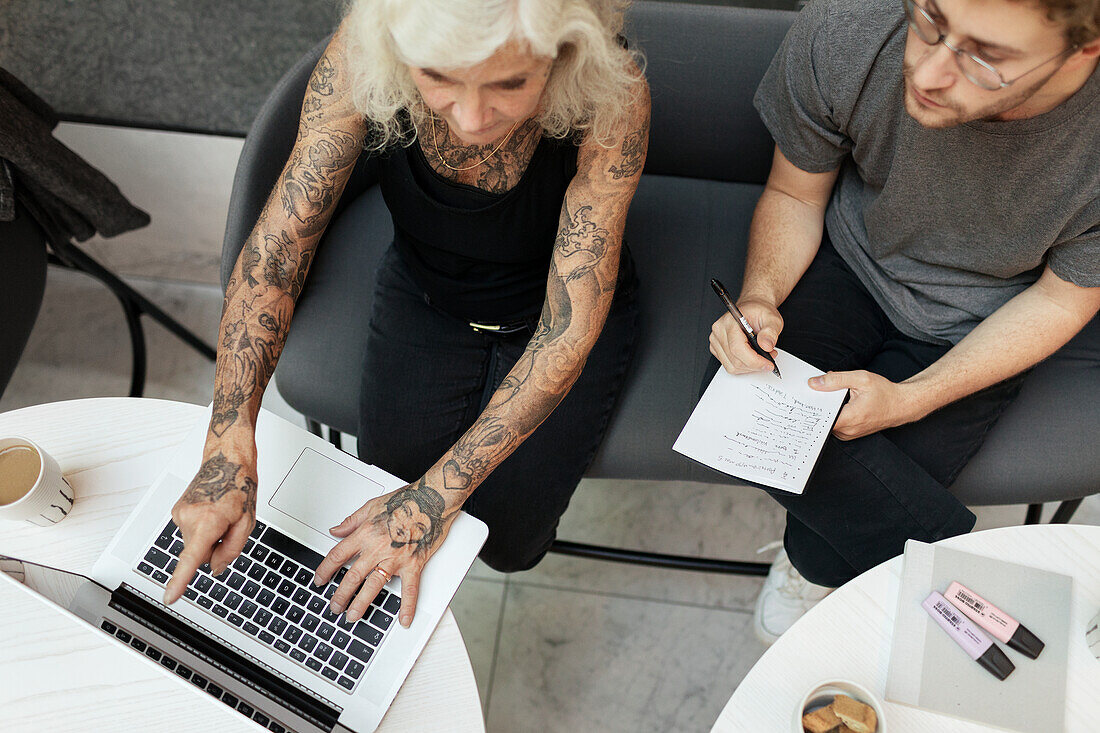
754, 0, 1100, 344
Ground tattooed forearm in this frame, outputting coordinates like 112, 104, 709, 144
182, 452, 254, 505
556, 203, 609, 283
262, 230, 299, 292
209, 39, 364, 443
211, 353, 258, 437
443, 416, 521, 490
300, 53, 339, 133
371, 479, 449, 556
210, 299, 292, 436
310, 54, 337, 96
608, 119, 648, 180
241, 238, 262, 288
281, 128, 360, 229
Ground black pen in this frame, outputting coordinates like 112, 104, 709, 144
710, 278, 782, 378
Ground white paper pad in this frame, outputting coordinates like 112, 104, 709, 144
673, 349, 846, 493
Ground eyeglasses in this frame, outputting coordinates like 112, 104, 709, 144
903, 0, 1078, 91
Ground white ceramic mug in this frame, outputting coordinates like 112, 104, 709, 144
795, 679, 887, 733
1087, 609, 1100, 663
0, 436, 74, 526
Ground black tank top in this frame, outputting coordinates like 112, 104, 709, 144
378, 126, 579, 323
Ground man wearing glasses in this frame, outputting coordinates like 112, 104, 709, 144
708, 0, 1100, 643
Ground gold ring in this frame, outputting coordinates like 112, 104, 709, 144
371, 566, 392, 583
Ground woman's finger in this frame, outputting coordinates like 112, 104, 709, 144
328, 503, 375, 538
209, 512, 253, 576
344, 559, 392, 623
165, 521, 222, 605
397, 566, 421, 627
313, 534, 364, 587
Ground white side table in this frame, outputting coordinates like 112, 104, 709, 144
712, 524, 1100, 732
0, 397, 485, 732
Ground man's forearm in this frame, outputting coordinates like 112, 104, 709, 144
739, 186, 827, 306
900, 273, 1100, 419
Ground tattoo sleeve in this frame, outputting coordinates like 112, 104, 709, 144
208, 34, 366, 445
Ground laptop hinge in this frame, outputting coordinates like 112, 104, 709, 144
109, 584, 342, 731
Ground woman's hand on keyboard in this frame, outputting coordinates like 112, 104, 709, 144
164, 448, 259, 606
312, 482, 458, 627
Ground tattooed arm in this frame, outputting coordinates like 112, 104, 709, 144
165, 29, 368, 605
313, 78, 652, 627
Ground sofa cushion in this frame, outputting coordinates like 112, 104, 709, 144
587, 174, 764, 480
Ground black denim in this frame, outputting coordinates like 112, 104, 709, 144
358, 246, 639, 573
724, 237, 1025, 587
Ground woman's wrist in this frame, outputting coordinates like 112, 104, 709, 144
419, 466, 471, 512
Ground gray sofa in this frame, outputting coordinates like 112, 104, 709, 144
222, 2, 1100, 571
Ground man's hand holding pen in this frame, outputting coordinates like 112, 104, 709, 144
709, 285, 784, 377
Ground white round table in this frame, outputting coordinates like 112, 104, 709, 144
712, 524, 1100, 732
0, 397, 485, 732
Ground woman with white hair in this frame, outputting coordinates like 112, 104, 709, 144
165, 0, 650, 628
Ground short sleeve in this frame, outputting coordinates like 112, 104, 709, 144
1048, 220, 1100, 287
753, 0, 851, 173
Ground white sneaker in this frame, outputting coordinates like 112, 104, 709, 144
752, 542, 833, 646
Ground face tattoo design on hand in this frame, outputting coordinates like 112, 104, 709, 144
376, 481, 447, 555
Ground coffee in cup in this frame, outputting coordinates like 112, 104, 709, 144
0, 437, 74, 526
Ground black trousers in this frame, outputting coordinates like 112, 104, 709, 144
358, 246, 639, 573
742, 238, 1025, 587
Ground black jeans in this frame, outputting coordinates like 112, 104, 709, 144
358, 246, 639, 573
734, 238, 1025, 587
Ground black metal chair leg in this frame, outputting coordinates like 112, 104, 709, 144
1024, 503, 1043, 524
117, 294, 147, 397
306, 419, 323, 437
47, 236, 216, 361
29, 194, 217, 381
1048, 498, 1083, 524
328, 427, 343, 452
549, 540, 770, 576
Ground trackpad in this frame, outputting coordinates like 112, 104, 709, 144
267, 448, 389, 544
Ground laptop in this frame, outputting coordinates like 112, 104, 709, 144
62, 406, 487, 732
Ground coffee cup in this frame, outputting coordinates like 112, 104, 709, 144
0, 436, 74, 526
1087, 608, 1100, 663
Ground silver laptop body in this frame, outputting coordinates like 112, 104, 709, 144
73, 407, 487, 732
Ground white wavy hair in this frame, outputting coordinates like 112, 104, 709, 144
342, 0, 642, 150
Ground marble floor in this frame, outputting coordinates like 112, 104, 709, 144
3, 125, 1097, 733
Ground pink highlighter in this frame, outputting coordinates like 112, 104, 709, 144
923, 591, 1015, 680
946, 581, 1045, 660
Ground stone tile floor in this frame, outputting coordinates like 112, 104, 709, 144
3, 267, 1096, 732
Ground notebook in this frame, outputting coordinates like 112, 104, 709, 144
886, 540, 1071, 732
673, 349, 846, 493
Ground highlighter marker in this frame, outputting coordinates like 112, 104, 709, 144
922, 591, 1015, 681
946, 581, 1045, 659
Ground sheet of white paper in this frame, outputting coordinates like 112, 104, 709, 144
673, 349, 847, 493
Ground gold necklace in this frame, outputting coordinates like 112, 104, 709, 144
429, 113, 523, 172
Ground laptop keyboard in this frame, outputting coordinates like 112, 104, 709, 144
100, 618, 292, 732
136, 518, 401, 694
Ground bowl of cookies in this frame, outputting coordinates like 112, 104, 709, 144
796, 680, 885, 733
